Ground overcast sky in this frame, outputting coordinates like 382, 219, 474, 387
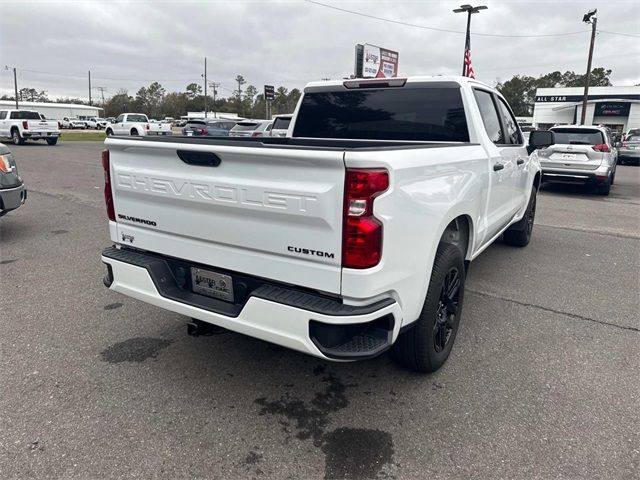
1, 0, 638, 102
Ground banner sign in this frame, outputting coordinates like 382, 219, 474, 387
594, 102, 631, 116
360, 44, 399, 78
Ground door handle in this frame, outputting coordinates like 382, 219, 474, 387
517, 158, 525, 165
493, 163, 504, 171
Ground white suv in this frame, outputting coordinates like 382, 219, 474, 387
539, 125, 617, 195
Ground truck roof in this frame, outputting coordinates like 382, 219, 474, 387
304, 75, 495, 92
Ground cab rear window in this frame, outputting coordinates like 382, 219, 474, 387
10, 111, 41, 120
551, 128, 604, 145
293, 87, 469, 142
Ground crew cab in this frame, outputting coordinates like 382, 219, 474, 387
0, 109, 61, 145
100, 76, 551, 373
105, 113, 172, 137
61, 117, 86, 129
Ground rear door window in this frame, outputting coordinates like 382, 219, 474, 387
473, 89, 504, 144
293, 86, 469, 141
551, 128, 604, 145
496, 97, 522, 144
0, 111, 7, 120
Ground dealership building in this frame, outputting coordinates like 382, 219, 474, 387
532, 86, 640, 136
0, 100, 103, 120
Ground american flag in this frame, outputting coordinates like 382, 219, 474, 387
463, 26, 475, 79
464, 49, 475, 79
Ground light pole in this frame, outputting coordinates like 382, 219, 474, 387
453, 4, 487, 76
580, 9, 597, 125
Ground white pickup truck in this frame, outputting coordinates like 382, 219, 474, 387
0, 109, 61, 145
105, 113, 172, 137
100, 76, 554, 373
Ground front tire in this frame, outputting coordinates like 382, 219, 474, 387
392, 243, 465, 373
12, 129, 25, 145
503, 186, 536, 247
106, 129, 113, 136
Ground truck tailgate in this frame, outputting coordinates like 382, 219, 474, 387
106, 138, 345, 294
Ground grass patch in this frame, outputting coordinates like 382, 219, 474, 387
59, 131, 106, 141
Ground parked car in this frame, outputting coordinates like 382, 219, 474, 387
270, 114, 292, 137
87, 117, 108, 129
84, 118, 98, 129
539, 125, 617, 195
106, 117, 116, 123
622, 127, 639, 141
0, 142, 27, 216
618, 134, 640, 165
0, 109, 61, 145
105, 113, 172, 136
100, 75, 547, 373
228, 120, 272, 137
182, 119, 237, 137
62, 117, 86, 129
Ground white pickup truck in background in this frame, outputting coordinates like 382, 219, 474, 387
105, 113, 172, 137
100, 76, 553, 373
0, 109, 61, 145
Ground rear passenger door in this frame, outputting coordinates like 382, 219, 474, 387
473, 89, 522, 239
495, 95, 528, 208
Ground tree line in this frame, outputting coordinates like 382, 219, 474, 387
1, 76, 302, 120
496, 67, 612, 117
2, 67, 616, 120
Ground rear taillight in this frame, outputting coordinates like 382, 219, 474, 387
146, 123, 150, 130
22, 121, 28, 129
592, 143, 610, 152
342, 169, 389, 269
199, 128, 208, 135
101, 150, 115, 221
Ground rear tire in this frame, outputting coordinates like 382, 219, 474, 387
391, 243, 465, 373
131, 128, 139, 136
11, 129, 25, 145
106, 129, 113, 136
46, 138, 58, 146
503, 186, 537, 247
596, 178, 611, 195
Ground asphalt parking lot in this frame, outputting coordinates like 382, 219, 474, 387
1, 141, 639, 479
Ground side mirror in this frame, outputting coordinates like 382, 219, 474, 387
528, 130, 555, 154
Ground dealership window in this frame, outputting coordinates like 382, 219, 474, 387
473, 89, 504, 144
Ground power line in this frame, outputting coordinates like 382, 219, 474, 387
303, 0, 639, 38
598, 30, 640, 38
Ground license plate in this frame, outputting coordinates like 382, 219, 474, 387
191, 268, 234, 302
187, 131, 193, 136
561, 153, 576, 160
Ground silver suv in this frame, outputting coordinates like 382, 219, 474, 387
539, 125, 618, 195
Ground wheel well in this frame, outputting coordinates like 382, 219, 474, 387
10, 126, 18, 133
534, 171, 541, 190
440, 215, 472, 260
131, 128, 138, 135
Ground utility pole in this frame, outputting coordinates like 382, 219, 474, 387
209, 82, 219, 118
93, 86, 107, 106
580, 9, 598, 125
203, 58, 207, 118
453, 4, 487, 76
88, 70, 92, 106
237, 77, 243, 116
5, 66, 19, 108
